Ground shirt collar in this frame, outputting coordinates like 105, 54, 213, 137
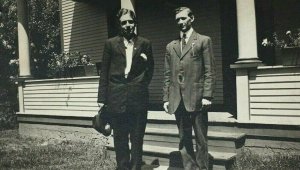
124, 37, 134, 46
180, 28, 193, 40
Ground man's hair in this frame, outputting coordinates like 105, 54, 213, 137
116, 8, 137, 24
174, 7, 193, 18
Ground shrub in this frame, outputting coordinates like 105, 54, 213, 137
0, 89, 18, 130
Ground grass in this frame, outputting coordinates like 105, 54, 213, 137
232, 148, 300, 170
0, 129, 116, 169
1, 129, 300, 170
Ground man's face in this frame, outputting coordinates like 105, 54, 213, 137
120, 13, 136, 39
175, 9, 194, 32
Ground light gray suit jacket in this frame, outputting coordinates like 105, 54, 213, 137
163, 30, 216, 114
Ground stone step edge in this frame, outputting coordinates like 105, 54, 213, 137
145, 127, 246, 140
106, 143, 236, 162
143, 165, 183, 170
148, 111, 237, 123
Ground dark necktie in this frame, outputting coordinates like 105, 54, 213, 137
182, 33, 187, 49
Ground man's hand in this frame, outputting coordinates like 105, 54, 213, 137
98, 103, 105, 108
202, 98, 212, 110
163, 102, 170, 114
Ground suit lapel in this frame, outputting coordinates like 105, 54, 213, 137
132, 36, 142, 60
181, 31, 197, 59
117, 36, 126, 57
130, 36, 143, 75
172, 39, 181, 58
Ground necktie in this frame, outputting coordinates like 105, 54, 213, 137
182, 33, 187, 49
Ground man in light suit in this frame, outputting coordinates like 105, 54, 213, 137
98, 8, 154, 170
163, 7, 216, 170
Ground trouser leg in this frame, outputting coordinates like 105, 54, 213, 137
175, 101, 199, 170
192, 111, 209, 170
129, 111, 148, 170
112, 114, 130, 170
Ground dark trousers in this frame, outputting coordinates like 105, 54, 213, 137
175, 100, 209, 170
111, 111, 148, 170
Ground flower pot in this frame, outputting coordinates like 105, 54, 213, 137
260, 47, 275, 66
84, 65, 98, 76
275, 47, 300, 66
72, 66, 85, 77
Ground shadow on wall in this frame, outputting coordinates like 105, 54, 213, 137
63, 0, 109, 63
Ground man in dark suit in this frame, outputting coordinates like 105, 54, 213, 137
97, 8, 154, 170
163, 7, 216, 170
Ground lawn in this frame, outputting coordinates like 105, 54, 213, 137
232, 148, 300, 170
1, 129, 299, 170
0, 129, 116, 169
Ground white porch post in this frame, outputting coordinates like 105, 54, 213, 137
235, 69, 250, 122
231, 0, 262, 123
17, 0, 31, 78
17, 0, 31, 113
235, 0, 261, 64
121, 0, 135, 11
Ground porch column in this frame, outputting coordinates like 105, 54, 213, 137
17, 0, 31, 78
235, 0, 261, 65
231, 0, 262, 123
121, 0, 135, 11
17, 0, 31, 113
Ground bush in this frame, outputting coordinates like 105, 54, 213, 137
0, 103, 17, 130
0, 89, 18, 130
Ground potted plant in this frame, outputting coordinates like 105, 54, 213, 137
78, 54, 98, 76
47, 52, 79, 78
262, 29, 300, 66
47, 52, 98, 78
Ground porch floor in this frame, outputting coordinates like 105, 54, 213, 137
148, 111, 237, 123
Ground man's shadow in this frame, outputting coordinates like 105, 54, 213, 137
141, 151, 213, 170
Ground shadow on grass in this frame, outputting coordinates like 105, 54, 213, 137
0, 129, 116, 169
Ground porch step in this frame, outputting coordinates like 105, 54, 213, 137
106, 111, 240, 169
141, 165, 183, 170
147, 111, 237, 123
144, 127, 246, 153
145, 111, 244, 153
106, 143, 236, 170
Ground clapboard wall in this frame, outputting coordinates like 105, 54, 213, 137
60, 0, 108, 62
23, 78, 99, 116
59, 0, 225, 107
136, 0, 224, 105
249, 66, 300, 125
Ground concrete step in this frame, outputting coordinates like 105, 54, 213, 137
147, 111, 237, 123
143, 127, 245, 153
106, 143, 236, 170
146, 127, 245, 140
141, 165, 183, 170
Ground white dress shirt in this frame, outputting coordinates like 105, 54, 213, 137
124, 38, 134, 78
180, 28, 194, 52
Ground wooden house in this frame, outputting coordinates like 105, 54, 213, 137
16, 0, 300, 169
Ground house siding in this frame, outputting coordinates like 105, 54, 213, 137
136, 0, 224, 105
249, 66, 300, 125
23, 78, 99, 116
59, 0, 225, 107
60, 0, 108, 62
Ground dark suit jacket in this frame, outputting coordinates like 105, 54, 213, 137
98, 35, 154, 114
163, 31, 216, 114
